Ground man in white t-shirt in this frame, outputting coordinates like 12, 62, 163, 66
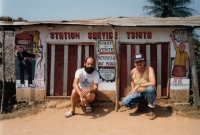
65, 57, 99, 118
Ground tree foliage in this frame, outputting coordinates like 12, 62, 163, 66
0, 16, 27, 22
143, 0, 200, 100
143, 0, 199, 17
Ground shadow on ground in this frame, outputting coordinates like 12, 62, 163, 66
75, 106, 115, 119
119, 104, 173, 118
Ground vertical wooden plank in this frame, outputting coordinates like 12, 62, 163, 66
150, 44, 157, 87
67, 45, 78, 96
127, 45, 131, 93
140, 45, 146, 58
131, 45, 136, 69
146, 44, 150, 67
50, 45, 55, 96
161, 43, 169, 96
85, 45, 89, 58
81, 45, 85, 68
54, 45, 64, 96
135, 45, 140, 54
157, 44, 162, 97
47, 44, 51, 96
120, 45, 127, 97
77, 45, 82, 69
89, 45, 94, 58
63, 45, 68, 96
93, 44, 96, 65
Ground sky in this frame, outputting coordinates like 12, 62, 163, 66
0, 0, 200, 33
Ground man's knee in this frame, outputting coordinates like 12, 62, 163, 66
122, 100, 129, 107
71, 89, 79, 98
146, 86, 156, 93
86, 93, 96, 102
122, 96, 131, 107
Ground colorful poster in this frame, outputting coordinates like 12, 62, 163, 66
14, 30, 44, 89
170, 29, 190, 89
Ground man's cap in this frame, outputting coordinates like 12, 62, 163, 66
133, 54, 145, 61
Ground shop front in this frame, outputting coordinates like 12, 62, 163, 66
3, 17, 198, 103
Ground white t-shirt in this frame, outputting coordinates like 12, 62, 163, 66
75, 68, 99, 90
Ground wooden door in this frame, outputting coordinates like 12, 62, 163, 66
119, 43, 169, 98
47, 44, 94, 96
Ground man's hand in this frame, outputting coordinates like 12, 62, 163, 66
79, 90, 90, 98
80, 97, 87, 106
35, 54, 40, 58
127, 85, 140, 95
127, 89, 136, 95
170, 33, 174, 40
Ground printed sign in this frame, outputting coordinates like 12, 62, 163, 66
98, 40, 114, 54
98, 68, 115, 81
172, 29, 187, 43
97, 54, 115, 67
97, 40, 115, 82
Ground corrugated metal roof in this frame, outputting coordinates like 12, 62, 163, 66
0, 16, 200, 27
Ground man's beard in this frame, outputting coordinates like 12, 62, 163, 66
84, 66, 94, 74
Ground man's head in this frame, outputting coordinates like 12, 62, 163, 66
178, 42, 186, 52
84, 57, 95, 74
133, 53, 146, 69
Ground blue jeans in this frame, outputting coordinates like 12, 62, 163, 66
122, 86, 156, 108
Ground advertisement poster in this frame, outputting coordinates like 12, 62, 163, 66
97, 40, 115, 82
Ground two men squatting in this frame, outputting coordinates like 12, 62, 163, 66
66, 54, 157, 120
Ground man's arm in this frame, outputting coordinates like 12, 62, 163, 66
73, 77, 83, 95
128, 70, 139, 95
85, 83, 98, 93
186, 60, 189, 71
23, 51, 40, 58
73, 77, 98, 98
129, 81, 138, 95
170, 33, 178, 49
80, 83, 98, 98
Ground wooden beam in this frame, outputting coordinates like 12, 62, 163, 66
127, 45, 131, 94
63, 45, 68, 96
112, 26, 119, 111
187, 28, 200, 106
1, 30, 5, 113
157, 44, 162, 97
50, 45, 55, 96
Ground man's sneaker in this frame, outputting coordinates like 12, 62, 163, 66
28, 84, 35, 87
21, 84, 25, 88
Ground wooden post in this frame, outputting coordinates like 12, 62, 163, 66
112, 26, 119, 111
1, 29, 5, 113
187, 28, 200, 106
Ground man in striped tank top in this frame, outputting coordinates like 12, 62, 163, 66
122, 54, 157, 120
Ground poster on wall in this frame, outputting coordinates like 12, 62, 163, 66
14, 30, 44, 89
170, 29, 190, 89
97, 40, 115, 82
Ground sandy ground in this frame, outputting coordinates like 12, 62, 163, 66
0, 106, 200, 135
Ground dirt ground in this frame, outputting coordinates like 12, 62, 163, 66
0, 103, 200, 135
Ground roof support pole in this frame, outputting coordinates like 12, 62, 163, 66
187, 28, 200, 106
111, 25, 119, 111
1, 27, 5, 113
